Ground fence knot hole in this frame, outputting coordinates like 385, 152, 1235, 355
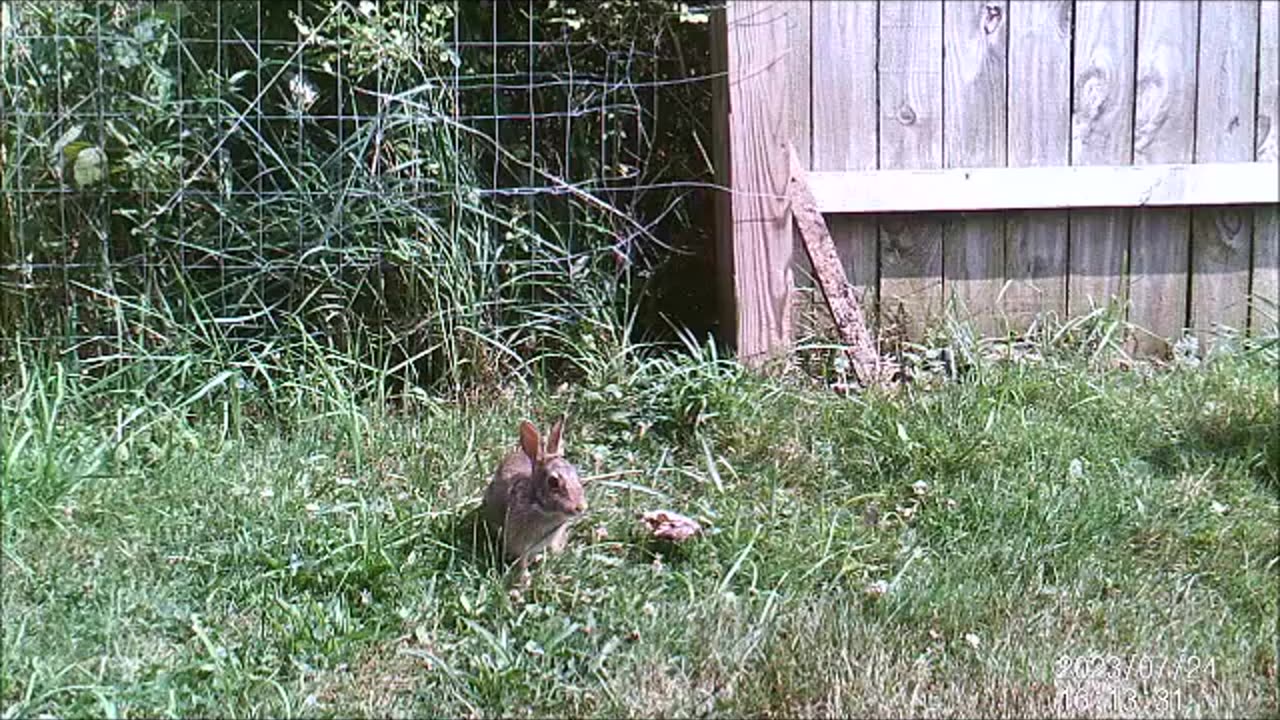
982, 3, 1003, 34
896, 103, 917, 126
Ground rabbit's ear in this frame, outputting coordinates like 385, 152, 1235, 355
546, 416, 566, 456
519, 420, 541, 460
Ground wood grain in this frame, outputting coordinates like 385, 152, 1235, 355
1005, 0, 1071, 332
812, 0, 876, 171
805, 162, 1279, 213
1068, 1, 1136, 318
787, 1, 812, 168
812, 0, 878, 327
1128, 0, 1198, 355
943, 0, 1008, 336
1252, 0, 1279, 336
719, 1, 794, 364
789, 147, 896, 387
1191, 0, 1258, 348
715, 0, 1272, 360
786, 0, 819, 329
878, 0, 943, 341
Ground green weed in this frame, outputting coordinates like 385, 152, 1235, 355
3, 336, 1276, 718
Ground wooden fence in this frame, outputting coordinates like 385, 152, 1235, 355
712, 0, 1280, 362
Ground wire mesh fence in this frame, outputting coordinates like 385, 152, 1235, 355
1, 0, 719, 390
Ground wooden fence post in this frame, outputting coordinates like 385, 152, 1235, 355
1251, 1, 1279, 337
1191, 1, 1258, 349
712, 1, 793, 366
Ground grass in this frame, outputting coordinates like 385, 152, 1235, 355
3, 0, 716, 396
2, 333, 1278, 718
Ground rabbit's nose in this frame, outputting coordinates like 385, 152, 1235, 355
574, 502, 587, 514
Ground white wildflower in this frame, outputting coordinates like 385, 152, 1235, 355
288, 73, 318, 112
1173, 334, 1201, 368
1068, 457, 1084, 480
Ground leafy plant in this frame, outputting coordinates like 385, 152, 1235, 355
2, 0, 721, 400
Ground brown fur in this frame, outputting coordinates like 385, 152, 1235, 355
480, 418, 586, 573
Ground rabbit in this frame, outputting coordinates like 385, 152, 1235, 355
481, 417, 587, 577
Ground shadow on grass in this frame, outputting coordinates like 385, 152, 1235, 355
434, 507, 506, 573
430, 508, 702, 585
624, 534, 700, 568
1147, 404, 1280, 498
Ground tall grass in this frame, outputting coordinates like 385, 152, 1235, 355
2, 1, 714, 401
2, 316, 1276, 718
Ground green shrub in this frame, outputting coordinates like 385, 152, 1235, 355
2, 0, 719, 398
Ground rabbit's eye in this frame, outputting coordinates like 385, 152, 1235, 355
547, 474, 561, 489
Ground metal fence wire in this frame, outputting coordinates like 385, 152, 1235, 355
1, 0, 719, 386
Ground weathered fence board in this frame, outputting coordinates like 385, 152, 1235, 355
943, 0, 1008, 336
806, 163, 1279, 213
788, 0, 812, 168
812, 0, 878, 314
1128, 0, 1198, 355
714, 1, 794, 364
878, 0, 943, 341
1253, 0, 1280, 336
1191, 0, 1258, 346
790, 147, 896, 386
714, 0, 1279, 362
1068, 0, 1136, 317
1005, 0, 1071, 331
786, 0, 819, 335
